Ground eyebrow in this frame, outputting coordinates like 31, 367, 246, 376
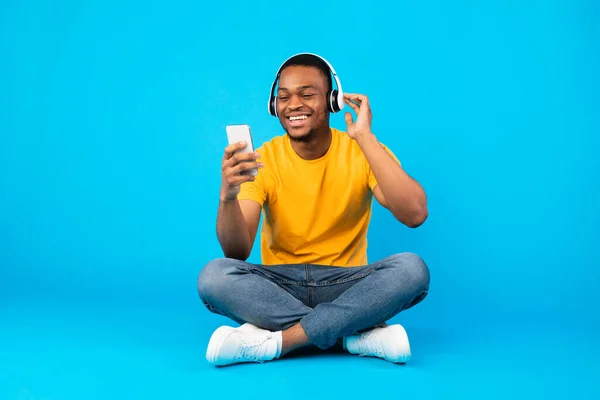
278, 84, 319, 92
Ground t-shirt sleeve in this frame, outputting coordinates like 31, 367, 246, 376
367, 142, 401, 190
237, 165, 268, 206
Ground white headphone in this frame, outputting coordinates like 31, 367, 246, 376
267, 53, 345, 117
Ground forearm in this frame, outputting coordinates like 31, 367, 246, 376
216, 199, 252, 260
356, 133, 428, 226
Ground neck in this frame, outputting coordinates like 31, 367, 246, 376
289, 125, 332, 160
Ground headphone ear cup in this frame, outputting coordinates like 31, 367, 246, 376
337, 90, 345, 112
329, 89, 340, 112
270, 96, 278, 117
326, 90, 334, 112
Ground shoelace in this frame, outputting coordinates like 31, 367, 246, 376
236, 335, 272, 362
357, 329, 386, 358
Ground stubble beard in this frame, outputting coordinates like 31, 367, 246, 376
287, 128, 318, 143
284, 110, 329, 144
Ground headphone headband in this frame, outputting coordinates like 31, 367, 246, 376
267, 53, 345, 117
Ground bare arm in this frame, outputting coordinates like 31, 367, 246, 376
217, 141, 264, 260
216, 199, 261, 260
359, 135, 428, 227
344, 93, 428, 228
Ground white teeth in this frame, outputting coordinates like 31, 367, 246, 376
288, 115, 308, 121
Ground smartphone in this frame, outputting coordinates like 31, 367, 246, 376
226, 124, 258, 176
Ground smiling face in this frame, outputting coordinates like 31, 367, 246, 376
276, 65, 330, 143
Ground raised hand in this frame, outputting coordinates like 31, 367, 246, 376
343, 93, 373, 140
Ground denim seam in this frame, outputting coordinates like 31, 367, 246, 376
275, 280, 307, 285
305, 264, 313, 308
309, 263, 380, 287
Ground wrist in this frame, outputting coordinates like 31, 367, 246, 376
354, 131, 376, 147
219, 192, 237, 203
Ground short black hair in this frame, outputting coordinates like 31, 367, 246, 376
280, 54, 333, 92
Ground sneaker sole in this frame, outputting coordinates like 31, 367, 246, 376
206, 326, 236, 365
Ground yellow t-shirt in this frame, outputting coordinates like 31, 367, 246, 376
237, 127, 400, 267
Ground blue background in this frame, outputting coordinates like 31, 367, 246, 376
1, 0, 599, 398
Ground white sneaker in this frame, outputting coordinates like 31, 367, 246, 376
344, 324, 412, 363
206, 324, 280, 366
237, 322, 264, 332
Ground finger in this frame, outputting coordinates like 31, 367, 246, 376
347, 96, 371, 116
228, 174, 256, 186
344, 93, 368, 106
344, 98, 360, 114
232, 150, 260, 161
223, 141, 248, 159
227, 151, 261, 167
235, 160, 263, 174
228, 174, 258, 189
224, 141, 246, 157
223, 157, 262, 174
344, 93, 363, 101
344, 112, 353, 126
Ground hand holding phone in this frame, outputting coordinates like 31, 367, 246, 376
226, 125, 258, 176
221, 124, 263, 202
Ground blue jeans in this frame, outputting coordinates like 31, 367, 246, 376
197, 252, 430, 350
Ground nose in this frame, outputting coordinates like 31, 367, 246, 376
288, 94, 303, 110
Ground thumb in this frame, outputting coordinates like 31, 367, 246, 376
344, 112, 353, 126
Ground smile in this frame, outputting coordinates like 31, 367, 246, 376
287, 115, 310, 121
286, 114, 311, 127
286, 114, 310, 128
